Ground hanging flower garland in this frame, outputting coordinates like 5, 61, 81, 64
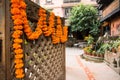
51, 16, 68, 44
51, 16, 61, 44
11, 0, 25, 78
60, 26, 68, 43
21, 2, 43, 40
11, 0, 68, 79
41, 11, 55, 37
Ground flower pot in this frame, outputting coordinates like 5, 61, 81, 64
100, 54, 104, 58
112, 48, 116, 53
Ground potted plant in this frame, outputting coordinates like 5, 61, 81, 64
112, 40, 120, 53
87, 49, 92, 55
91, 50, 97, 56
96, 43, 111, 57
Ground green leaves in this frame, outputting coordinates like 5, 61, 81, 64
68, 4, 100, 36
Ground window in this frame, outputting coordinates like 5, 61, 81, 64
64, 7, 72, 18
64, 0, 80, 3
46, 0, 52, 3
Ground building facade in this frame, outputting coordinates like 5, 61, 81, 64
97, 0, 120, 74
97, 0, 120, 36
31, 0, 97, 25
40, 0, 96, 17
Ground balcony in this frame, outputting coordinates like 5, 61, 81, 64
101, 0, 120, 21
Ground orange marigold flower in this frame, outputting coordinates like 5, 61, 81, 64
15, 54, 24, 59
12, 15, 22, 20
13, 43, 21, 49
24, 27, 32, 33
42, 27, 48, 31
20, 9, 27, 17
12, 30, 23, 38
16, 74, 25, 78
20, 1, 26, 9
43, 17, 46, 20
26, 32, 32, 37
14, 49, 23, 54
15, 62, 24, 68
15, 68, 24, 75
11, 3, 20, 8
12, 33, 21, 38
14, 19, 23, 25
57, 19, 61, 24
11, 8, 20, 15
14, 38, 23, 43
14, 59, 23, 64
11, 0, 20, 3
23, 19, 28, 24
13, 30, 23, 36
13, 25, 23, 30
23, 25, 29, 28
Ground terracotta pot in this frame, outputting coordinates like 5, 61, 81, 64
84, 51, 87, 54
93, 53, 97, 57
100, 54, 104, 58
112, 48, 116, 53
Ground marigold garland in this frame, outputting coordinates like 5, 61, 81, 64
61, 26, 68, 43
21, 4, 43, 40
11, 0, 25, 79
11, 0, 68, 79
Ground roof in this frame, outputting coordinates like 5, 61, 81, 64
100, 7, 120, 22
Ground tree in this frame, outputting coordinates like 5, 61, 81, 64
68, 4, 100, 38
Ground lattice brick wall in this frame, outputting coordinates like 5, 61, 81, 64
24, 35, 65, 80
9, 0, 65, 80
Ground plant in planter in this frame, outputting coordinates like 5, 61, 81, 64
96, 49, 104, 57
96, 43, 111, 57
91, 50, 97, 56
86, 46, 93, 55
83, 47, 88, 54
83, 46, 93, 55
84, 35, 94, 46
111, 40, 120, 53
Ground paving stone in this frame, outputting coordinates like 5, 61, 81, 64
66, 47, 120, 80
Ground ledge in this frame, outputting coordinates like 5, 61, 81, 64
81, 54, 104, 62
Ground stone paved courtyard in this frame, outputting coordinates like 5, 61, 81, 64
66, 47, 120, 80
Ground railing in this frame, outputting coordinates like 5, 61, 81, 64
102, 0, 120, 18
